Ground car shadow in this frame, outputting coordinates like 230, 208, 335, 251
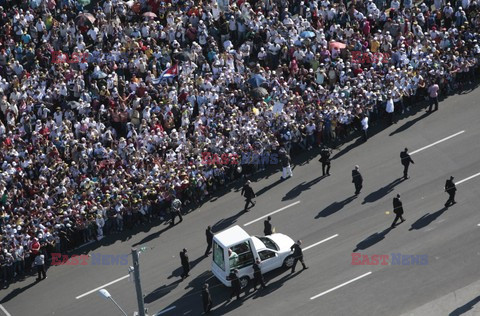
409, 207, 448, 231
449, 295, 480, 316
353, 227, 393, 251
315, 195, 358, 218
362, 177, 404, 204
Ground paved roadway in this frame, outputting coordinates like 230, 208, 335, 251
2, 85, 480, 316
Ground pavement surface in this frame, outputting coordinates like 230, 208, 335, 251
2, 83, 480, 316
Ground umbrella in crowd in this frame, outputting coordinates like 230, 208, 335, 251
142, 12, 157, 19
300, 31, 316, 38
250, 87, 269, 99
247, 74, 266, 87
75, 12, 95, 25
174, 52, 192, 62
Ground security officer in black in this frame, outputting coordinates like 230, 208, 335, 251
444, 176, 457, 207
253, 258, 267, 290
391, 194, 405, 228
263, 216, 273, 235
290, 240, 308, 273
400, 148, 414, 179
229, 269, 241, 300
204, 226, 214, 257
202, 283, 213, 314
352, 165, 363, 195
180, 248, 190, 279
241, 180, 256, 211
319, 146, 332, 176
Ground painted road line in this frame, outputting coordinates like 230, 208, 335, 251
243, 201, 301, 226
310, 272, 372, 300
303, 234, 339, 251
410, 131, 465, 155
155, 306, 176, 315
0, 304, 12, 316
456, 172, 480, 185
76, 274, 129, 299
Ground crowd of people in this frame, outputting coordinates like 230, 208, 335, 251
1, 0, 479, 284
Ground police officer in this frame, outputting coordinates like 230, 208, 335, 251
290, 240, 308, 273
253, 258, 267, 290
263, 216, 273, 236
391, 194, 405, 228
229, 269, 241, 300
180, 248, 190, 279
352, 165, 363, 195
319, 146, 332, 176
202, 283, 213, 314
241, 180, 256, 212
400, 148, 414, 179
204, 226, 214, 257
170, 197, 183, 226
444, 176, 457, 207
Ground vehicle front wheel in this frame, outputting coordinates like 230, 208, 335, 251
240, 276, 249, 289
283, 255, 295, 268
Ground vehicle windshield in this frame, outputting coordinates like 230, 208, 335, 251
256, 236, 279, 251
213, 241, 225, 271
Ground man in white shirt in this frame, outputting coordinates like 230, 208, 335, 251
361, 115, 369, 141
386, 93, 395, 125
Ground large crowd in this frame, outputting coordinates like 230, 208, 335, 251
0, 0, 479, 283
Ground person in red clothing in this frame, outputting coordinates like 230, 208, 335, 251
30, 237, 40, 256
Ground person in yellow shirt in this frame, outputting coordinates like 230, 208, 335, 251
370, 36, 380, 53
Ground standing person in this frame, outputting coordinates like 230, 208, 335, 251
280, 151, 293, 179
444, 176, 457, 207
241, 180, 256, 212
391, 194, 406, 228
386, 93, 395, 125
204, 226, 214, 257
34, 253, 46, 281
229, 269, 241, 300
352, 165, 363, 195
361, 115, 369, 141
253, 258, 267, 290
180, 248, 190, 279
290, 240, 308, 273
428, 82, 440, 112
400, 148, 414, 179
319, 146, 332, 176
263, 216, 273, 236
170, 197, 183, 226
202, 283, 213, 314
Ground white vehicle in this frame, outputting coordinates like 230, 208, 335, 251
211, 225, 296, 288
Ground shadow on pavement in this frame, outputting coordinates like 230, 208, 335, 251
362, 177, 404, 204
144, 279, 182, 304
212, 209, 246, 232
256, 178, 284, 196
131, 223, 173, 247
449, 295, 480, 316
0, 280, 38, 303
389, 111, 431, 136
315, 195, 358, 218
282, 175, 326, 201
353, 227, 393, 251
409, 207, 448, 231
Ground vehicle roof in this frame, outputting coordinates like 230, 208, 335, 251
213, 225, 251, 247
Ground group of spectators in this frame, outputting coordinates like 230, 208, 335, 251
1, 0, 479, 284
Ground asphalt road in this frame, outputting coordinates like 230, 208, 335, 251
2, 84, 480, 316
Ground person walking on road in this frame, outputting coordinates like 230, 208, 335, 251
428, 82, 440, 112
229, 269, 241, 300
264, 216, 273, 236
170, 197, 183, 226
400, 148, 414, 179
253, 258, 267, 290
34, 253, 46, 281
202, 283, 213, 314
361, 115, 369, 142
319, 146, 331, 176
290, 240, 308, 273
180, 248, 190, 279
352, 165, 363, 195
391, 194, 406, 228
445, 176, 457, 207
204, 226, 214, 257
241, 180, 256, 211
280, 151, 293, 179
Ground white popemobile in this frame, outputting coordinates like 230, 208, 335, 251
211, 225, 296, 288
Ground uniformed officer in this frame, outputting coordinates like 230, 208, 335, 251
204, 226, 214, 257
319, 146, 332, 176
241, 180, 256, 211
263, 216, 273, 236
180, 248, 190, 279
352, 165, 363, 195
229, 269, 241, 300
202, 283, 213, 314
290, 240, 308, 273
400, 148, 414, 179
444, 176, 457, 207
253, 258, 267, 290
391, 194, 406, 228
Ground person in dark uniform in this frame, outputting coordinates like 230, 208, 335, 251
170, 197, 183, 226
241, 180, 256, 212
253, 258, 267, 290
229, 269, 241, 300
180, 248, 190, 279
319, 146, 332, 176
204, 226, 214, 257
290, 240, 308, 273
202, 283, 213, 314
444, 176, 457, 207
400, 148, 414, 179
391, 194, 406, 228
352, 165, 363, 195
263, 216, 273, 236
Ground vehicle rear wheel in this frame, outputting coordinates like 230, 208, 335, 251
283, 255, 295, 268
240, 276, 249, 289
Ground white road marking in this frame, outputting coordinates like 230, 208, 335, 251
155, 306, 176, 315
303, 234, 339, 251
456, 172, 480, 185
75, 274, 129, 299
0, 304, 12, 316
243, 201, 301, 226
310, 272, 372, 300
410, 131, 465, 155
